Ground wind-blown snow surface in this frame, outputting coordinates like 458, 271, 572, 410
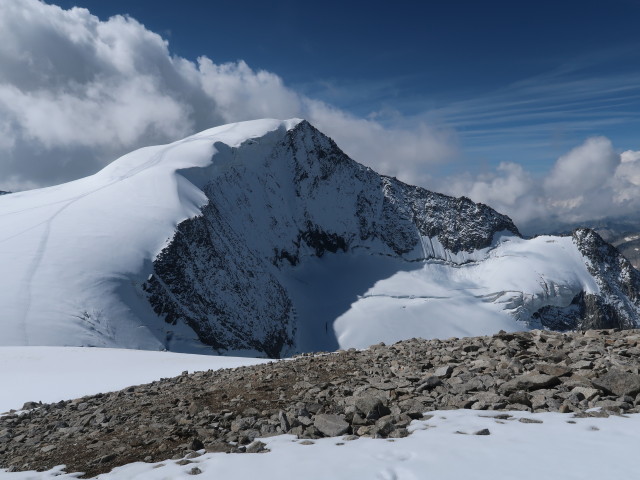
1, 348, 638, 480
0, 347, 268, 415
0, 118, 634, 355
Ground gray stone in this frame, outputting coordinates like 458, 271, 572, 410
417, 376, 442, 392
21, 402, 39, 411
499, 374, 560, 393
537, 364, 572, 377
278, 411, 290, 432
388, 428, 409, 438
99, 453, 116, 464
507, 391, 531, 407
592, 369, 640, 397
354, 395, 383, 417
314, 414, 349, 437
571, 387, 599, 401
190, 439, 204, 451
434, 366, 453, 378
518, 417, 543, 424
571, 360, 594, 370
373, 416, 395, 437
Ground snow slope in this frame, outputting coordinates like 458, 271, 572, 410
0, 347, 268, 415
0, 118, 637, 356
0, 119, 301, 352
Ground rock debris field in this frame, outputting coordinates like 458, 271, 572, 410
3, 329, 640, 477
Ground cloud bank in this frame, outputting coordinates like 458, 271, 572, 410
442, 138, 640, 234
0, 0, 455, 191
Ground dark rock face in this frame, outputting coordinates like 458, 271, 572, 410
573, 228, 640, 329
143, 121, 520, 357
144, 216, 295, 359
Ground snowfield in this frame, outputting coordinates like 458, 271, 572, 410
0, 347, 269, 415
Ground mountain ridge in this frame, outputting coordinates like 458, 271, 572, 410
0, 118, 638, 357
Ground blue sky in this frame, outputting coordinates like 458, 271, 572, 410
54, 0, 640, 174
1, 0, 639, 231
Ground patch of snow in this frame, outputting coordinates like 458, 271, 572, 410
0, 347, 268, 414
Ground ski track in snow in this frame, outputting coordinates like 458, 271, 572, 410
3, 134, 207, 344
12, 148, 168, 343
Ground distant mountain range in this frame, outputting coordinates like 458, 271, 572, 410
0, 119, 638, 357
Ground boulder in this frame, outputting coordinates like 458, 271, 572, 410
499, 374, 560, 394
314, 414, 349, 437
592, 369, 640, 397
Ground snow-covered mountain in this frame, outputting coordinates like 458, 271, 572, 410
0, 119, 638, 357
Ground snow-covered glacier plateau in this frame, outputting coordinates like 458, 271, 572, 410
0, 118, 638, 357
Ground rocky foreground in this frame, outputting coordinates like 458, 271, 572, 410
3, 329, 640, 477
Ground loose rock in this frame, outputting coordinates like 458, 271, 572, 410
2, 329, 640, 477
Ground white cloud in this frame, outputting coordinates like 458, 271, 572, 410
442, 138, 640, 234
543, 136, 619, 203
621, 150, 640, 164
0, 0, 455, 190
443, 162, 546, 226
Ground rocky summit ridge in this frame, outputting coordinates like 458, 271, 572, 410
143, 120, 522, 357
2, 328, 640, 477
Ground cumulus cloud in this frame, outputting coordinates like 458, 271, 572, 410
0, 0, 455, 190
443, 162, 546, 226
621, 150, 640, 164
442, 138, 640, 234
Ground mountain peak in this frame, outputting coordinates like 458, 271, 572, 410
0, 120, 637, 356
